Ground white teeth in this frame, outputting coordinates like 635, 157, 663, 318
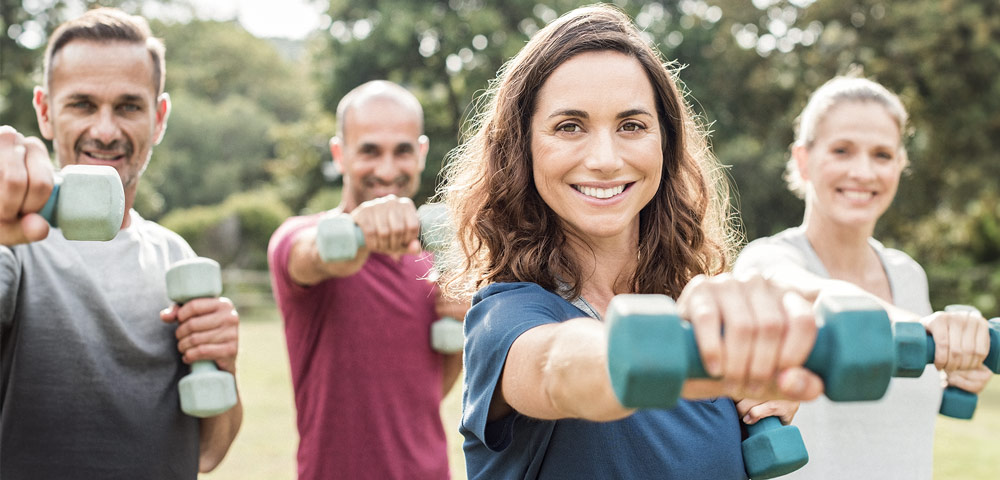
87, 152, 122, 160
841, 190, 874, 201
575, 184, 625, 199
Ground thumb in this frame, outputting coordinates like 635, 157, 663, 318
0, 215, 49, 246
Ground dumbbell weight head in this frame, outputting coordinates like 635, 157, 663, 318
165, 257, 238, 418
416, 203, 451, 254
987, 319, 1000, 373
804, 294, 895, 401
431, 316, 463, 354
742, 417, 809, 479
165, 258, 223, 303
38, 165, 125, 241
892, 321, 930, 378
316, 213, 366, 262
606, 294, 693, 409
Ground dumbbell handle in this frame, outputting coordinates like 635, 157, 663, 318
37, 175, 65, 225
165, 258, 237, 418
344, 204, 445, 250
913, 322, 1000, 419
677, 316, 889, 401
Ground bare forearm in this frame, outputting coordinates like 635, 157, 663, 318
442, 352, 463, 396
198, 397, 243, 473
287, 228, 367, 286
505, 319, 633, 422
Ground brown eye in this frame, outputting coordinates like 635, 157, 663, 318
621, 121, 644, 132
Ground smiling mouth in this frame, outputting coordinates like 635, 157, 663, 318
574, 183, 629, 199
837, 189, 876, 201
83, 151, 126, 162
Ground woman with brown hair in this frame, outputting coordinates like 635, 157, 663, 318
440, 5, 826, 479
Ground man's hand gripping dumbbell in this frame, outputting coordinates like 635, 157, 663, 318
316, 198, 462, 353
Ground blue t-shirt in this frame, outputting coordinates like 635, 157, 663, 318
461, 282, 746, 480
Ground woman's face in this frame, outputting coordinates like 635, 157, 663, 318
530, 50, 663, 247
797, 101, 904, 231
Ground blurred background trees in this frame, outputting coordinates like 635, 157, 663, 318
2, 0, 998, 311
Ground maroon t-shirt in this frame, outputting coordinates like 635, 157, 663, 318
268, 214, 450, 480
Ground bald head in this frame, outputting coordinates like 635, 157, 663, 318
336, 80, 424, 141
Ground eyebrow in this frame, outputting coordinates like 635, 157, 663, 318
547, 108, 654, 119
64, 93, 147, 104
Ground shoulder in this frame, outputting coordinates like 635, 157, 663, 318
472, 282, 573, 315
735, 227, 809, 273
267, 213, 321, 261
870, 239, 926, 277
130, 211, 196, 259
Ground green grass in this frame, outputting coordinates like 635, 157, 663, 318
202, 311, 1000, 480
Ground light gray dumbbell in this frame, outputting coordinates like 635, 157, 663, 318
38, 164, 125, 241
315, 203, 451, 262
165, 257, 238, 418
316, 203, 463, 353
430, 316, 463, 354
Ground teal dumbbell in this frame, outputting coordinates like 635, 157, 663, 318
893, 305, 1000, 419
606, 293, 895, 479
165, 257, 238, 418
38, 164, 125, 241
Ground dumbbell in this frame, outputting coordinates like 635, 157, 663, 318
315, 203, 450, 262
38, 164, 125, 241
606, 292, 895, 479
316, 203, 462, 353
893, 305, 1000, 419
165, 257, 238, 418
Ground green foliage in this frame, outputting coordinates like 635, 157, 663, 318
5, 0, 998, 311
143, 91, 275, 212
160, 188, 292, 269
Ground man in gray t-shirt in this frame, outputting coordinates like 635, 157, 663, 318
1, 8, 241, 479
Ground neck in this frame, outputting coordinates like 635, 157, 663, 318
121, 184, 137, 229
801, 204, 888, 299
564, 233, 638, 318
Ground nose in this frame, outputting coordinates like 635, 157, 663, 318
372, 151, 399, 181
584, 130, 623, 173
847, 154, 877, 181
88, 106, 121, 145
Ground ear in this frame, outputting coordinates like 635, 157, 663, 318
416, 134, 429, 171
792, 145, 810, 182
33, 86, 55, 140
152, 93, 171, 145
329, 136, 344, 174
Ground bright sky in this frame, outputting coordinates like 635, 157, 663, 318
193, 0, 328, 40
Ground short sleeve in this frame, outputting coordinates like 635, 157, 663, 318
267, 214, 320, 299
461, 283, 580, 451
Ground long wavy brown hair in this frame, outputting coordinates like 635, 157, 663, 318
439, 4, 735, 300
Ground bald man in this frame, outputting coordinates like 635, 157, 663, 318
267, 81, 464, 480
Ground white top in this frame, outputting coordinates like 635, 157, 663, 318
735, 226, 942, 480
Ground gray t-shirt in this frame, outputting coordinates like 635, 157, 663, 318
734, 226, 941, 480
1, 210, 200, 479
